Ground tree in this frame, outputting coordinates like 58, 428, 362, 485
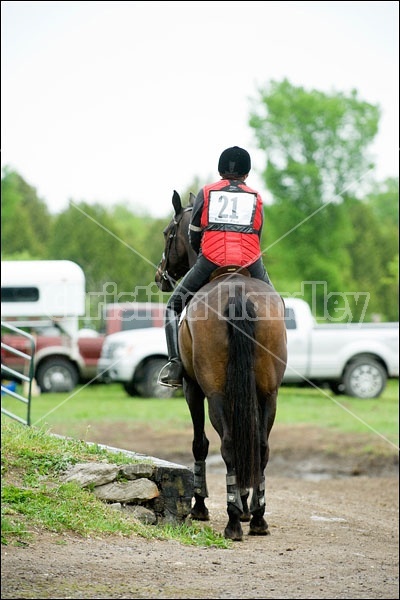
347, 178, 399, 321
1, 167, 53, 258
48, 201, 168, 328
249, 79, 381, 317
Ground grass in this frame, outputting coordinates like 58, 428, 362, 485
1, 421, 231, 549
2, 379, 398, 447
1, 379, 398, 547
276, 381, 399, 446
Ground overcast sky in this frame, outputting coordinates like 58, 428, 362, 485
1, 1, 398, 218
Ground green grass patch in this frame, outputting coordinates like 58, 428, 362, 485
2, 381, 398, 547
276, 381, 399, 446
1, 421, 230, 548
2, 379, 397, 447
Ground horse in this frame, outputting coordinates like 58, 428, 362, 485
155, 190, 287, 541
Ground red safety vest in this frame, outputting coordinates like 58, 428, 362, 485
200, 179, 263, 267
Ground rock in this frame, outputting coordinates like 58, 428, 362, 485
62, 463, 120, 487
124, 505, 158, 525
93, 478, 160, 503
121, 463, 155, 479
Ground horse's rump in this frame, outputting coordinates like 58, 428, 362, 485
180, 274, 286, 393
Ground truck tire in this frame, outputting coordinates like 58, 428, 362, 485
36, 357, 79, 393
329, 381, 345, 395
123, 379, 139, 397
342, 357, 387, 399
136, 358, 177, 399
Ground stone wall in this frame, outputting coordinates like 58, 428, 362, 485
61, 442, 194, 525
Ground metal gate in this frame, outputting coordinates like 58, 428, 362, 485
1, 321, 36, 426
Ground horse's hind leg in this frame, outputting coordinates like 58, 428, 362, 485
240, 489, 251, 522
184, 379, 210, 521
249, 475, 269, 535
248, 391, 276, 536
207, 394, 245, 540
224, 472, 245, 541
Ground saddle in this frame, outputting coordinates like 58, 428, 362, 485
209, 265, 251, 282
179, 265, 251, 326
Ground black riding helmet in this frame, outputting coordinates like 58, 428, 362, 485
218, 146, 251, 177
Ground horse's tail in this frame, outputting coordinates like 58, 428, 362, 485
224, 285, 260, 490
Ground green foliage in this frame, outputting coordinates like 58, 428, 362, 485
47, 201, 166, 327
343, 194, 399, 321
250, 79, 379, 201
361, 178, 399, 321
250, 78, 397, 321
1, 78, 398, 322
1, 166, 54, 258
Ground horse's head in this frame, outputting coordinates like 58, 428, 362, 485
155, 190, 197, 292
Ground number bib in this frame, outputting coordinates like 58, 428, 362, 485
208, 191, 256, 226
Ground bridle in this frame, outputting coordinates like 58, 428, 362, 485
156, 207, 193, 289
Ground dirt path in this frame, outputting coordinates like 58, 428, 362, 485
1, 423, 398, 599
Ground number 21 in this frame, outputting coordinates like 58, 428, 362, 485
217, 195, 238, 219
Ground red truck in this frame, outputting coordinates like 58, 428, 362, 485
1, 260, 165, 393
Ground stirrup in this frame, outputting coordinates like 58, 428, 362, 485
158, 361, 183, 388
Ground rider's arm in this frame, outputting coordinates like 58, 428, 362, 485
257, 194, 264, 239
189, 189, 204, 254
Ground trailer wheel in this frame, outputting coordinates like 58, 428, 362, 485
36, 357, 79, 393
342, 357, 387, 399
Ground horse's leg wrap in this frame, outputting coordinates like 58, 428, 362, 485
250, 475, 265, 514
193, 460, 208, 498
240, 488, 251, 522
226, 473, 243, 513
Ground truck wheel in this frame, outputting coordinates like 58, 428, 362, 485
36, 358, 79, 393
329, 381, 345, 395
123, 379, 139, 397
137, 358, 177, 399
342, 357, 387, 399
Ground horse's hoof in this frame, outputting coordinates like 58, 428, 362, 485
249, 519, 271, 535
240, 512, 251, 522
248, 528, 270, 536
190, 509, 210, 521
224, 529, 243, 542
249, 516, 270, 535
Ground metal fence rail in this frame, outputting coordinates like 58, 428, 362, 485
1, 321, 36, 426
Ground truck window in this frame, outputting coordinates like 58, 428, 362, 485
284, 307, 296, 330
1, 287, 39, 303
120, 309, 156, 331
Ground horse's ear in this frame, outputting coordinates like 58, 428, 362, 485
189, 192, 196, 206
172, 190, 182, 216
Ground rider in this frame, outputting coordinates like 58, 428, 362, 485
159, 145, 273, 388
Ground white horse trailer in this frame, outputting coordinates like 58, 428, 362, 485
1, 260, 86, 336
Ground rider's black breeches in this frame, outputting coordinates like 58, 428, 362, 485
166, 255, 271, 316
166, 255, 216, 315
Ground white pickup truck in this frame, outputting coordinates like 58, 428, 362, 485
97, 298, 399, 399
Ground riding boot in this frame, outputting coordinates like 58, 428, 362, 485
159, 308, 183, 387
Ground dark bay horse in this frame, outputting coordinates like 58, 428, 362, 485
155, 191, 287, 541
